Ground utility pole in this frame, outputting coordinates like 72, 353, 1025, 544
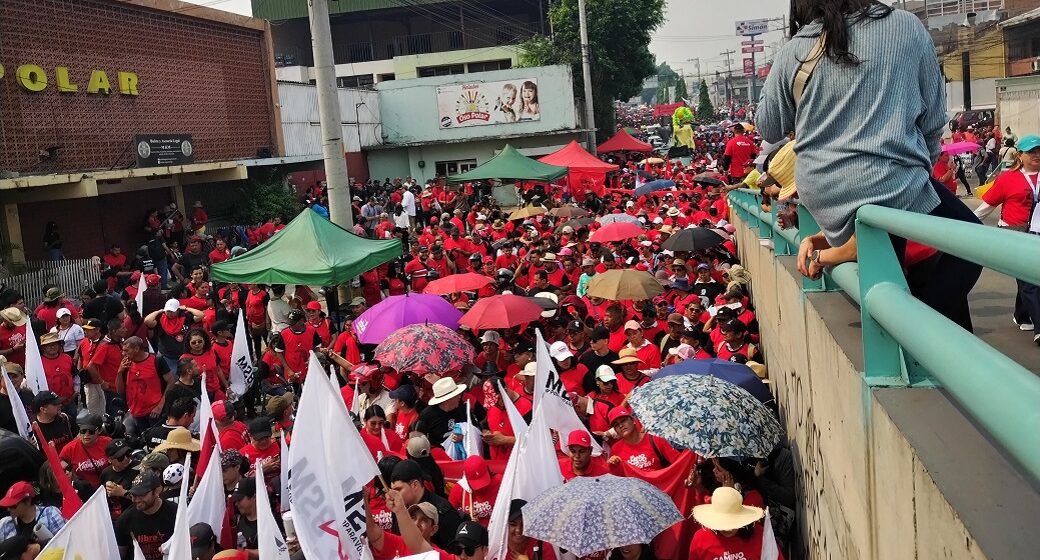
686, 57, 701, 85
577, 0, 597, 154
748, 34, 759, 103
308, 0, 352, 228
721, 50, 736, 106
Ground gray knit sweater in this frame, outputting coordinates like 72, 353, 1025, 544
756, 7, 944, 246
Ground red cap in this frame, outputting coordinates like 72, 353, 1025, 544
566, 430, 592, 448
0, 481, 35, 507
463, 456, 492, 491
211, 400, 230, 422
607, 407, 634, 426
305, 301, 322, 311
634, 263, 649, 272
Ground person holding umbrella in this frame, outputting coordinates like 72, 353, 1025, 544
559, 430, 611, 481
605, 408, 681, 471
689, 486, 783, 560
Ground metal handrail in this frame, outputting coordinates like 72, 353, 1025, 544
727, 188, 1040, 483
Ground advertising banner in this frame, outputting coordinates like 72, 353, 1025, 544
743, 58, 755, 76
735, 18, 770, 36
437, 78, 541, 128
135, 134, 194, 167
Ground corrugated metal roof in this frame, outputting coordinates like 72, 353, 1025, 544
252, 0, 457, 21
999, 6, 1040, 28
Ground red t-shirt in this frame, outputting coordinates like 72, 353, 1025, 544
448, 474, 502, 527
240, 441, 279, 466
607, 327, 628, 354
182, 348, 223, 396
724, 134, 757, 177
245, 289, 269, 326
932, 159, 957, 193
218, 421, 249, 451
372, 532, 453, 560
391, 408, 418, 440
90, 340, 124, 387
689, 523, 783, 560
34, 301, 80, 331
559, 455, 612, 481
611, 434, 680, 471
125, 355, 167, 418
60, 436, 113, 487
981, 170, 1037, 227
627, 340, 662, 369
0, 324, 26, 367
208, 248, 230, 264
484, 405, 516, 462
558, 364, 589, 395
41, 353, 75, 402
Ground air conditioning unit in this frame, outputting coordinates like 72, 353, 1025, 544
1033, 58, 1040, 73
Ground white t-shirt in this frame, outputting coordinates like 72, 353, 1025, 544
401, 190, 416, 216
52, 324, 85, 353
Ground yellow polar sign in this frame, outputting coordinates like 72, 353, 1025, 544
0, 63, 138, 95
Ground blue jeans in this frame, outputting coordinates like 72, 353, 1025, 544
156, 259, 170, 290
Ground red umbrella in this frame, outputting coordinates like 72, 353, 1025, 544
589, 221, 644, 243
374, 323, 474, 376
423, 272, 493, 295
460, 294, 544, 330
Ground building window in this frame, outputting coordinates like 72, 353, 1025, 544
407, 34, 432, 55
348, 42, 373, 63
417, 64, 465, 78
467, 59, 512, 73
337, 74, 375, 88
435, 159, 478, 177
378, 73, 396, 82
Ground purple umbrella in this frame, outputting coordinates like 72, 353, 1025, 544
353, 293, 463, 344
941, 141, 982, 155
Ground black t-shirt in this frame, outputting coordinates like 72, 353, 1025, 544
692, 280, 725, 304
100, 465, 136, 520
82, 295, 125, 328
115, 500, 177, 560
141, 423, 178, 452
390, 490, 461, 551
34, 414, 73, 451
578, 349, 619, 394
155, 310, 194, 358
416, 404, 468, 447
235, 514, 259, 549
162, 381, 201, 418
177, 251, 208, 274
0, 389, 33, 435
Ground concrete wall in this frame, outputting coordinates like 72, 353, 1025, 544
731, 214, 1040, 560
392, 46, 517, 80
277, 82, 382, 154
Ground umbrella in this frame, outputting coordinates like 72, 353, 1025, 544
354, 294, 463, 344
508, 206, 546, 221
653, 358, 773, 404
459, 294, 544, 330
423, 273, 492, 295
549, 205, 589, 218
629, 375, 783, 458
660, 227, 727, 252
634, 179, 676, 198
373, 323, 474, 376
522, 475, 682, 557
639, 157, 664, 165
555, 217, 595, 232
942, 141, 982, 155
586, 269, 664, 301
598, 213, 641, 226
692, 174, 724, 187
589, 222, 644, 243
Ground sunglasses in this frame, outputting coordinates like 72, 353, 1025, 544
79, 428, 98, 435
455, 546, 481, 556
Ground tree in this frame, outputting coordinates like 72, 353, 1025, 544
518, 0, 666, 140
232, 169, 301, 225
697, 79, 714, 121
674, 77, 688, 103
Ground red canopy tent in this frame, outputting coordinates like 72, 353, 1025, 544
597, 129, 654, 153
539, 140, 619, 201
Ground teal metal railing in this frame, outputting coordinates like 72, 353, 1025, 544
728, 188, 1040, 483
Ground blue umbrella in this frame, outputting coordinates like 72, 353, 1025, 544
629, 375, 783, 459
634, 178, 676, 198
522, 475, 682, 557
653, 358, 772, 404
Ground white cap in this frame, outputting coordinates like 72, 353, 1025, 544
595, 365, 617, 382
480, 331, 501, 345
518, 361, 538, 377
56, 307, 72, 318
163, 299, 180, 312
549, 341, 574, 362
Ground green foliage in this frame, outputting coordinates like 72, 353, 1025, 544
697, 79, 714, 120
673, 77, 688, 102
518, 0, 666, 140
233, 170, 301, 225
656, 62, 679, 86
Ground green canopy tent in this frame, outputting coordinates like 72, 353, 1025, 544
211, 209, 402, 285
447, 144, 568, 183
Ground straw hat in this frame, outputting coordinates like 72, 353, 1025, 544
428, 377, 466, 405
692, 487, 765, 531
0, 308, 26, 327
154, 427, 201, 454
611, 348, 644, 365
769, 142, 797, 201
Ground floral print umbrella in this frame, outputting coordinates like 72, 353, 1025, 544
628, 375, 783, 459
373, 323, 474, 376
521, 475, 681, 557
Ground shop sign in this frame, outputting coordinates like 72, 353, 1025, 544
135, 134, 194, 167
0, 64, 138, 95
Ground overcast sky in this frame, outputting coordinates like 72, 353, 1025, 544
185, 0, 790, 80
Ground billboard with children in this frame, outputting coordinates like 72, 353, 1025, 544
436, 78, 540, 128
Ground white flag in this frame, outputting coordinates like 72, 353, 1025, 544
39, 486, 120, 559
193, 372, 214, 437
288, 352, 379, 560
132, 539, 147, 560
187, 432, 226, 537
533, 330, 602, 456
23, 326, 47, 394
166, 453, 194, 560
135, 272, 147, 313
761, 507, 781, 560
464, 400, 483, 458
228, 311, 255, 400
497, 379, 528, 443
485, 431, 523, 560
2, 367, 32, 440
257, 460, 292, 560
280, 435, 290, 513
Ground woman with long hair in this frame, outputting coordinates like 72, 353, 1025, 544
758, 0, 983, 332
181, 328, 228, 401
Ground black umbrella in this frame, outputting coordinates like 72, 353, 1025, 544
692, 174, 725, 187
661, 227, 727, 252
0, 429, 44, 494
555, 217, 594, 233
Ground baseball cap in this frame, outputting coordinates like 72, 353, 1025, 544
135, 452, 171, 473
79, 412, 103, 430
248, 417, 273, 439
408, 502, 439, 524
696, 263, 710, 271
233, 478, 257, 501
56, 307, 72, 318
0, 481, 35, 507
480, 331, 501, 346
508, 499, 527, 522
391, 460, 426, 483
190, 523, 217, 556
608, 407, 634, 426
350, 297, 367, 307
567, 430, 593, 449
623, 320, 642, 332
406, 435, 431, 459
82, 318, 102, 331
453, 521, 489, 549
389, 384, 418, 407
566, 320, 584, 332
163, 298, 180, 312
548, 341, 573, 362
306, 300, 322, 311
594, 365, 617, 383
463, 456, 492, 491
31, 390, 61, 411
128, 472, 162, 496
667, 313, 684, 325
211, 400, 232, 422
105, 439, 133, 460
1017, 134, 1040, 152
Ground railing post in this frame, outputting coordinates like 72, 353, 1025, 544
855, 218, 910, 386
770, 201, 792, 255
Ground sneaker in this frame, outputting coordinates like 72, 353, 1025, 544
1014, 317, 1035, 331
1035, 333, 1040, 346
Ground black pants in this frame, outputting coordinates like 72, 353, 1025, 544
890, 178, 983, 333
955, 166, 972, 196
1018, 271, 1040, 336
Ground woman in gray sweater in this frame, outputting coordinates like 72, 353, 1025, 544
757, 0, 983, 331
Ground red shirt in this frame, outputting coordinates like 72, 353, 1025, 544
932, 158, 957, 193
607, 327, 627, 353
60, 436, 113, 487
372, 532, 453, 560
611, 434, 680, 471
331, 331, 362, 365
558, 364, 589, 395
448, 473, 503, 526
0, 324, 26, 367
125, 355, 166, 418
34, 301, 80, 331
212, 340, 233, 376
982, 170, 1037, 227
689, 522, 783, 560
89, 339, 124, 386
208, 248, 230, 264
182, 348, 222, 395
485, 406, 516, 461
627, 340, 662, 369
724, 134, 757, 177
218, 421, 249, 451
240, 441, 279, 466
559, 455, 612, 481
41, 353, 75, 403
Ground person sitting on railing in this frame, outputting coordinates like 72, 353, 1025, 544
757, 0, 983, 333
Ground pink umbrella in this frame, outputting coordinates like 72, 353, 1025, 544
459, 294, 544, 331
942, 141, 982, 155
589, 221, 644, 243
